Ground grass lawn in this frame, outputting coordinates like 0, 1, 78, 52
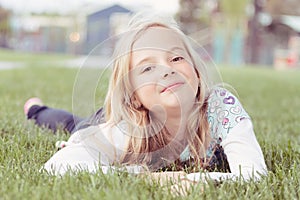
0, 51, 299, 199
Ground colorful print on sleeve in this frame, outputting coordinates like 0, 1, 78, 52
179, 87, 250, 167
207, 87, 250, 145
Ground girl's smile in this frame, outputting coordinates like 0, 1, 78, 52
160, 82, 185, 93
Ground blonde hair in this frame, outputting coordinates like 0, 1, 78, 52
104, 12, 211, 171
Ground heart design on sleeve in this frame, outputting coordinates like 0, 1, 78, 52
208, 116, 214, 126
222, 118, 230, 129
223, 96, 235, 105
220, 90, 226, 96
230, 106, 241, 114
217, 110, 229, 122
210, 100, 221, 113
235, 116, 246, 123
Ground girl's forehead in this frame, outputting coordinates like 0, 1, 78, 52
132, 26, 184, 51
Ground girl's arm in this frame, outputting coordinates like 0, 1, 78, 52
43, 124, 124, 175
148, 171, 197, 196
186, 118, 267, 182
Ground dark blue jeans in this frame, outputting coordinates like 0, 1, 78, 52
27, 105, 105, 134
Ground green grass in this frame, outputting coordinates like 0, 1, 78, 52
0, 48, 74, 62
0, 52, 299, 199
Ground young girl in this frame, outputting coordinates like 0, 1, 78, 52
25, 13, 267, 183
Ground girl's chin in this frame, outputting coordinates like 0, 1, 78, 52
161, 92, 195, 107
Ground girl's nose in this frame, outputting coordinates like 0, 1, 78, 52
158, 60, 176, 78
163, 70, 176, 78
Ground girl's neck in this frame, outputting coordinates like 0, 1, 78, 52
150, 105, 194, 141
165, 116, 187, 141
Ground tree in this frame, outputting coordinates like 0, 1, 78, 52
247, 0, 264, 64
265, 0, 300, 16
176, 0, 206, 33
177, 0, 251, 64
216, 0, 250, 64
0, 6, 11, 48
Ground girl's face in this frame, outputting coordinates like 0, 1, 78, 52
129, 26, 199, 115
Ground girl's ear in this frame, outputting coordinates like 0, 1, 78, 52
131, 95, 142, 109
194, 67, 200, 79
196, 79, 201, 99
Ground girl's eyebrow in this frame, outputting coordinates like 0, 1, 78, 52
135, 57, 155, 67
134, 46, 185, 66
169, 46, 185, 52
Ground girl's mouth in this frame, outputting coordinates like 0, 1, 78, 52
161, 82, 184, 93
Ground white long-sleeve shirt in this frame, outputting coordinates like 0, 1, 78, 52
43, 87, 267, 181
43, 118, 267, 182
186, 119, 267, 182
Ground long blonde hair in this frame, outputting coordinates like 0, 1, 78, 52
104, 12, 211, 171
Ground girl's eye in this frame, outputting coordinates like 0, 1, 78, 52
171, 56, 184, 62
141, 65, 154, 73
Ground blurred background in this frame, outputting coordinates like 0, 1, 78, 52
0, 0, 300, 69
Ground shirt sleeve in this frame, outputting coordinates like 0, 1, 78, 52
186, 119, 268, 182
42, 123, 129, 175
181, 87, 252, 160
207, 87, 250, 143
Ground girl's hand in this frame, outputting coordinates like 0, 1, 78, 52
170, 178, 198, 196
149, 171, 200, 196
150, 171, 186, 185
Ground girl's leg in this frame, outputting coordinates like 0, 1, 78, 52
27, 105, 84, 134
24, 97, 105, 134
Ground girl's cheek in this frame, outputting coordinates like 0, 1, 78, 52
136, 85, 155, 99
